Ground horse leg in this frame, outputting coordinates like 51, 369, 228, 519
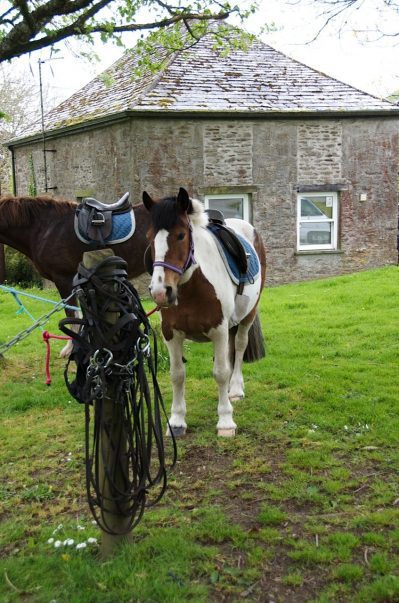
212, 326, 237, 437
59, 310, 81, 358
165, 332, 187, 437
228, 321, 252, 402
54, 279, 79, 358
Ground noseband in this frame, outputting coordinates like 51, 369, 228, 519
152, 217, 196, 276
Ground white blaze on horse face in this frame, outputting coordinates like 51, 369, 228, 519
154, 229, 169, 263
150, 229, 169, 305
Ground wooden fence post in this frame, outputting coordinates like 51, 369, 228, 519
82, 248, 131, 558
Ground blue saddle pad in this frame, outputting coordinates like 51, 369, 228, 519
74, 208, 135, 245
208, 226, 260, 287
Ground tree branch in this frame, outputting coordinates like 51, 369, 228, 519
0, 0, 242, 62
306, 0, 359, 43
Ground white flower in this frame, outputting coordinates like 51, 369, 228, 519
77, 525, 85, 531
76, 542, 87, 550
87, 537, 98, 544
54, 540, 63, 548
344, 425, 348, 431
47, 538, 54, 544
64, 539, 74, 546
52, 524, 63, 535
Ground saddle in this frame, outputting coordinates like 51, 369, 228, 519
205, 210, 255, 293
74, 192, 135, 247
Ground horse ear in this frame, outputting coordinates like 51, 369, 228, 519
142, 191, 154, 211
176, 187, 191, 214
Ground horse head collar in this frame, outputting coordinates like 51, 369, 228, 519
142, 188, 196, 277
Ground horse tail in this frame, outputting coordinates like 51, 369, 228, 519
243, 227, 266, 363
243, 312, 266, 363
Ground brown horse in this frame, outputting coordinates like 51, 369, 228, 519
0, 195, 150, 298
0, 195, 150, 353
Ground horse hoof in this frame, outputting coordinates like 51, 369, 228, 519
167, 425, 186, 437
217, 428, 236, 437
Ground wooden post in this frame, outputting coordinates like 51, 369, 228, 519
82, 248, 131, 558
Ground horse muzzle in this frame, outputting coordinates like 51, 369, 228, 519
149, 284, 177, 307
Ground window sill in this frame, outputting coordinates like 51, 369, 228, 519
295, 183, 348, 192
295, 249, 344, 256
199, 185, 258, 195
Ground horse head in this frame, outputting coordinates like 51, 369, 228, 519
143, 188, 196, 307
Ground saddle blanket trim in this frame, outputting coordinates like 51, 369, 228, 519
209, 229, 260, 287
74, 208, 136, 246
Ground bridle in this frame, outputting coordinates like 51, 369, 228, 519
152, 215, 196, 276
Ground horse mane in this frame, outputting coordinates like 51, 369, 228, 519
190, 198, 208, 228
0, 195, 77, 227
151, 196, 208, 232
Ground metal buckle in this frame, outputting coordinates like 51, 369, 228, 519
91, 348, 113, 368
92, 211, 105, 225
136, 334, 150, 357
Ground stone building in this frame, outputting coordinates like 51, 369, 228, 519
6, 35, 399, 285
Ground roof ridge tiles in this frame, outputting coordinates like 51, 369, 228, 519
130, 49, 180, 108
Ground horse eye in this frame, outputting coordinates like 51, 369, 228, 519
177, 233, 185, 241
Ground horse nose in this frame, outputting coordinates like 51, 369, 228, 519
166, 286, 176, 304
149, 284, 176, 306
151, 289, 166, 305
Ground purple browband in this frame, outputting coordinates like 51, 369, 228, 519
153, 261, 185, 275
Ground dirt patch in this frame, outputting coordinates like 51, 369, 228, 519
169, 437, 399, 602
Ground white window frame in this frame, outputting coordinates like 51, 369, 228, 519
297, 191, 338, 251
204, 193, 251, 222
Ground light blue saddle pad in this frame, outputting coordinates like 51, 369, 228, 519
208, 224, 260, 286
74, 208, 135, 245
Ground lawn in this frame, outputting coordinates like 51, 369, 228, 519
0, 266, 399, 602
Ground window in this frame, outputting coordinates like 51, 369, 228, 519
297, 192, 338, 251
204, 194, 251, 222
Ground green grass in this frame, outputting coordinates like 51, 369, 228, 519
1, 266, 399, 602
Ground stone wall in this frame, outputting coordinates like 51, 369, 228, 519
12, 115, 399, 287
297, 122, 342, 183
203, 122, 253, 185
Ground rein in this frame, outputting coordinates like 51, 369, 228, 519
146, 305, 160, 317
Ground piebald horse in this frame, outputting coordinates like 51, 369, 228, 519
0, 195, 151, 355
143, 188, 266, 437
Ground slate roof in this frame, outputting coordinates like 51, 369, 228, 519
12, 33, 399, 142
